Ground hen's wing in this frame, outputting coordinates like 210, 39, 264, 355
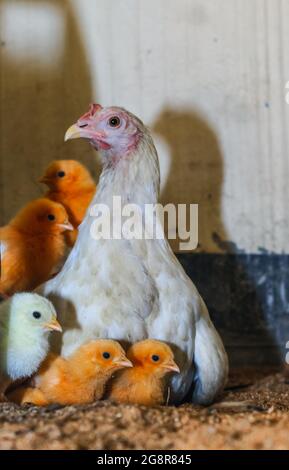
139, 237, 228, 404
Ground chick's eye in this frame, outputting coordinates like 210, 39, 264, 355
103, 352, 110, 359
47, 214, 55, 221
32, 311, 41, 319
152, 355, 160, 362
57, 171, 65, 178
108, 116, 120, 128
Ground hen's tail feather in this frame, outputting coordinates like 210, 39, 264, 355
192, 299, 229, 405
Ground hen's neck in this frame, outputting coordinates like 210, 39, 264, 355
95, 134, 160, 207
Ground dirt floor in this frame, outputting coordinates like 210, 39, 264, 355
0, 369, 289, 450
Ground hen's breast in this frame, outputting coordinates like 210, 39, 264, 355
44, 238, 158, 354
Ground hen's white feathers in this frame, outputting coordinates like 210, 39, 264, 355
44, 109, 228, 404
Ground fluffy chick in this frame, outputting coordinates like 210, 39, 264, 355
0, 293, 61, 400
40, 160, 96, 246
0, 198, 73, 296
106, 340, 180, 406
10, 340, 132, 406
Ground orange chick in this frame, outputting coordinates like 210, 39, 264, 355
9, 340, 132, 406
106, 339, 180, 406
40, 160, 96, 246
0, 198, 73, 296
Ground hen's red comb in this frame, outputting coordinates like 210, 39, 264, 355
79, 103, 102, 121
89, 103, 102, 115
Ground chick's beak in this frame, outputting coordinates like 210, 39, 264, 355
57, 221, 74, 231
163, 360, 180, 373
38, 175, 50, 184
114, 356, 133, 368
45, 318, 62, 332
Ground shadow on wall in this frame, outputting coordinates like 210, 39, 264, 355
153, 107, 282, 366
0, 0, 97, 224
153, 108, 227, 253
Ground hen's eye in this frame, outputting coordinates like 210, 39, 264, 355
47, 214, 55, 221
103, 352, 110, 359
152, 355, 160, 362
108, 116, 120, 128
57, 171, 65, 178
32, 311, 41, 319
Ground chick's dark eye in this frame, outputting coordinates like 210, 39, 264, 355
32, 311, 41, 319
57, 171, 65, 178
108, 116, 120, 128
152, 354, 160, 362
103, 352, 110, 359
47, 214, 55, 221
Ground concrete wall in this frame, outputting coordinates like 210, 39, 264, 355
1, 0, 288, 254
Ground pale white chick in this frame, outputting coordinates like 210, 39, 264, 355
43, 104, 228, 405
0, 293, 62, 400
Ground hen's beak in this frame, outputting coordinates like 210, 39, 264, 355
114, 356, 133, 368
45, 318, 62, 332
65, 124, 104, 142
57, 222, 74, 231
163, 360, 180, 373
65, 124, 82, 142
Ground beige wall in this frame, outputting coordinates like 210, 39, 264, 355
0, 0, 288, 253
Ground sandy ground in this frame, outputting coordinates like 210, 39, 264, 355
0, 369, 289, 450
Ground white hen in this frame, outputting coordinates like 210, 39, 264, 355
43, 104, 228, 404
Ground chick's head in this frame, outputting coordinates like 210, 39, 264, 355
127, 340, 180, 377
6, 293, 61, 380
73, 339, 132, 374
11, 198, 73, 235
10, 293, 62, 334
40, 160, 94, 191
